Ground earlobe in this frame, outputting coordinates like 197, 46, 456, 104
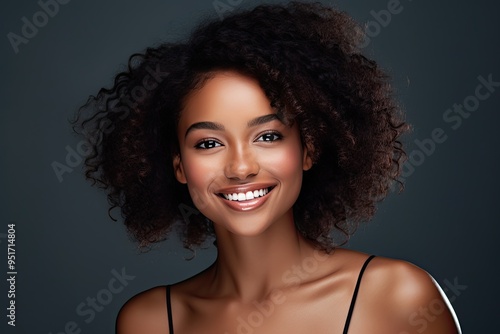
302, 145, 313, 171
173, 154, 187, 184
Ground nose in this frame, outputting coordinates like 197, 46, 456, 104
224, 146, 260, 180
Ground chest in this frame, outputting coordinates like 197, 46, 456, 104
173, 291, 393, 334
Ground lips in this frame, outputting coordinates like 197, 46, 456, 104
215, 184, 276, 211
219, 186, 274, 202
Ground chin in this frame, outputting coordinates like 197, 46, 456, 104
211, 209, 294, 239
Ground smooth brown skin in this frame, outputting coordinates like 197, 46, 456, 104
116, 72, 461, 334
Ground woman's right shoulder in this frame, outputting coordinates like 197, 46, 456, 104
115, 285, 170, 334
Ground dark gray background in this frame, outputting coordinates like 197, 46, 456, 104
1, 0, 498, 333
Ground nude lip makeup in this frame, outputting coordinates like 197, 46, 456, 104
216, 185, 275, 212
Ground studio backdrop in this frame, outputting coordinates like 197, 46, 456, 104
1, 0, 499, 333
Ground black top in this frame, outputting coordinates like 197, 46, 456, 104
166, 255, 376, 333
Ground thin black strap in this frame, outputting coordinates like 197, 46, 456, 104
342, 255, 376, 334
166, 285, 174, 334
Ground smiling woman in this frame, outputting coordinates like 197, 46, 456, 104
174, 72, 311, 236
73, 1, 461, 333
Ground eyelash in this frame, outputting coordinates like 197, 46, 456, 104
256, 131, 283, 142
194, 139, 222, 150
194, 131, 283, 150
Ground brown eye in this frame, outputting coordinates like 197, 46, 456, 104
256, 132, 282, 142
195, 140, 223, 149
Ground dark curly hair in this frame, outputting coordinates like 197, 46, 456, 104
73, 1, 409, 252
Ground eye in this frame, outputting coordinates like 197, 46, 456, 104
256, 132, 283, 142
195, 139, 223, 149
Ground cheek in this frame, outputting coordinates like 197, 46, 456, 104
264, 141, 304, 185
181, 154, 220, 209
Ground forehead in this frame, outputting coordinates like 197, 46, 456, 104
178, 71, 275, 130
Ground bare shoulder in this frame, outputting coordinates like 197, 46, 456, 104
332, 250, 449, 304
362, 255, 461, 333
115, 286, 169, 334
363, 256, 444, 303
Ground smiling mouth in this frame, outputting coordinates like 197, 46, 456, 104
217, 186, 275, 202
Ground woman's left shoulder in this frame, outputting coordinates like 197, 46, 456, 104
334, 249, 461, 333
332, 249, 461, 334
336, 249, 445, 300
363, 255, 446, 305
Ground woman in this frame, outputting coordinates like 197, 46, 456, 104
75, 2, 461, 333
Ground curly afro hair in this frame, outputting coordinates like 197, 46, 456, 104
73, 1, 409, 252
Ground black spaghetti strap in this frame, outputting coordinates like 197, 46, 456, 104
166, 285, 174, 334
342, 255, 376, 334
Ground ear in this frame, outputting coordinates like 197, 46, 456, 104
302, 144, 313, 171
173, 154, 187, 184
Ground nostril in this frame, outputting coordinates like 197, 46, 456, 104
224, 158, 259, 180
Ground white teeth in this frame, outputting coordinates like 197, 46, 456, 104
221, 187, 271, 201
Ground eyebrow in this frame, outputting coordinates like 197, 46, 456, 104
184, 114, 282, 138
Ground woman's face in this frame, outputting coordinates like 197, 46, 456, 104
174, 71, 312, 236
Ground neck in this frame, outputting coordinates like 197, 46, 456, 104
207, 210, 320, 301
